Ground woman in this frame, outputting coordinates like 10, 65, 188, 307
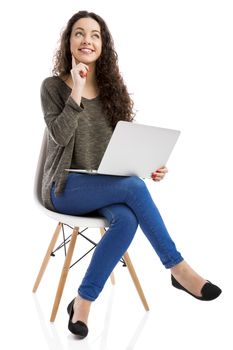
40, 11, 221, 338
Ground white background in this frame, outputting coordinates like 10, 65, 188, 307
0, 0, 232, 349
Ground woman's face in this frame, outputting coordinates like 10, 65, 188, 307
70, 17, 102, 65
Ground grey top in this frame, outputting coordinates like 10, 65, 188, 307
40, 76, 113, 210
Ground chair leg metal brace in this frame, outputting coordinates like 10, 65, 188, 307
50, 227, 79, 322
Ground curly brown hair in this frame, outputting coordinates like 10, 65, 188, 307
53, 11, 135, 127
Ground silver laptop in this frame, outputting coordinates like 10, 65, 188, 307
66, 121, 180, 178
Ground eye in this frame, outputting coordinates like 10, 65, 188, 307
75, 31, 83, 37
92, 33, 100, 39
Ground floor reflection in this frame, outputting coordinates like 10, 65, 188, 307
125, 312, 149, 349
33, 290, 149, 350
32, 294, 64, 350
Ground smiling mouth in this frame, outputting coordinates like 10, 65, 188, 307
79, 48, 94, 54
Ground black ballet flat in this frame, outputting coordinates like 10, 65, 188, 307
171, 275, 222, 301
67, 299, 88, 339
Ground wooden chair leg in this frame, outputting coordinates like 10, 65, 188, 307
50, 227, 79, 322
123, 251, 149, 311
33, 222, 62, 293
100, 228, 115, 285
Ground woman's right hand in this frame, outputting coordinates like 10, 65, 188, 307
70, 55, 89, 105
71, 55, 89, 87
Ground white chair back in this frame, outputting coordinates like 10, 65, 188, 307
34, 128, 48, 207
34, 128, 109, 227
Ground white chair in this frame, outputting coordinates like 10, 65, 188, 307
32, 129, 149, 321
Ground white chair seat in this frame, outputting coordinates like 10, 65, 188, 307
37, 203, 109, 228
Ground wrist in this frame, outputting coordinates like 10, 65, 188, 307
71, 89, 82, 106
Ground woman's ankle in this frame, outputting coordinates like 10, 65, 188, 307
72, 295, 92, 324
170, 260, 206, 296
171, 261, 201, 278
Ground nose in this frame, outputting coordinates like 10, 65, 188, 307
82, 35, 91, 45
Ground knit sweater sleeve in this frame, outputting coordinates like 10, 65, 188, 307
40, 77, 84, 146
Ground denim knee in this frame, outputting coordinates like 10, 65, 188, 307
123, 176, 148, 200
99, 204, 139, 239
124, 176, 147, 192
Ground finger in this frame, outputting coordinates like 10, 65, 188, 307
151, 171, 165, 181
80, 64, 90, 78
151, 171, 164, 177
157, 167, 168, 173
72, 54, 77, 69
80, 70, 87, 78
80, 65, 89, 77
153, 175, 163, 181
152, 176, 160, 182
156, 173, 165, 180
83, 64, 89, 73
152, 168, 165, 176
151, 173, 160, 180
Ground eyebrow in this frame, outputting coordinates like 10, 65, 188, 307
73, 26, 101, 33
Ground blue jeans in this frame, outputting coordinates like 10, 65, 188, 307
51, 173, 183, 301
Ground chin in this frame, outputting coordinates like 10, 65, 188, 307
78, 57, 95, 64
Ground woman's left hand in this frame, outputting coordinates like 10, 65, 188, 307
151, 166, 168, 182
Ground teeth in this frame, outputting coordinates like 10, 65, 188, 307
80, 49, 93, 53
